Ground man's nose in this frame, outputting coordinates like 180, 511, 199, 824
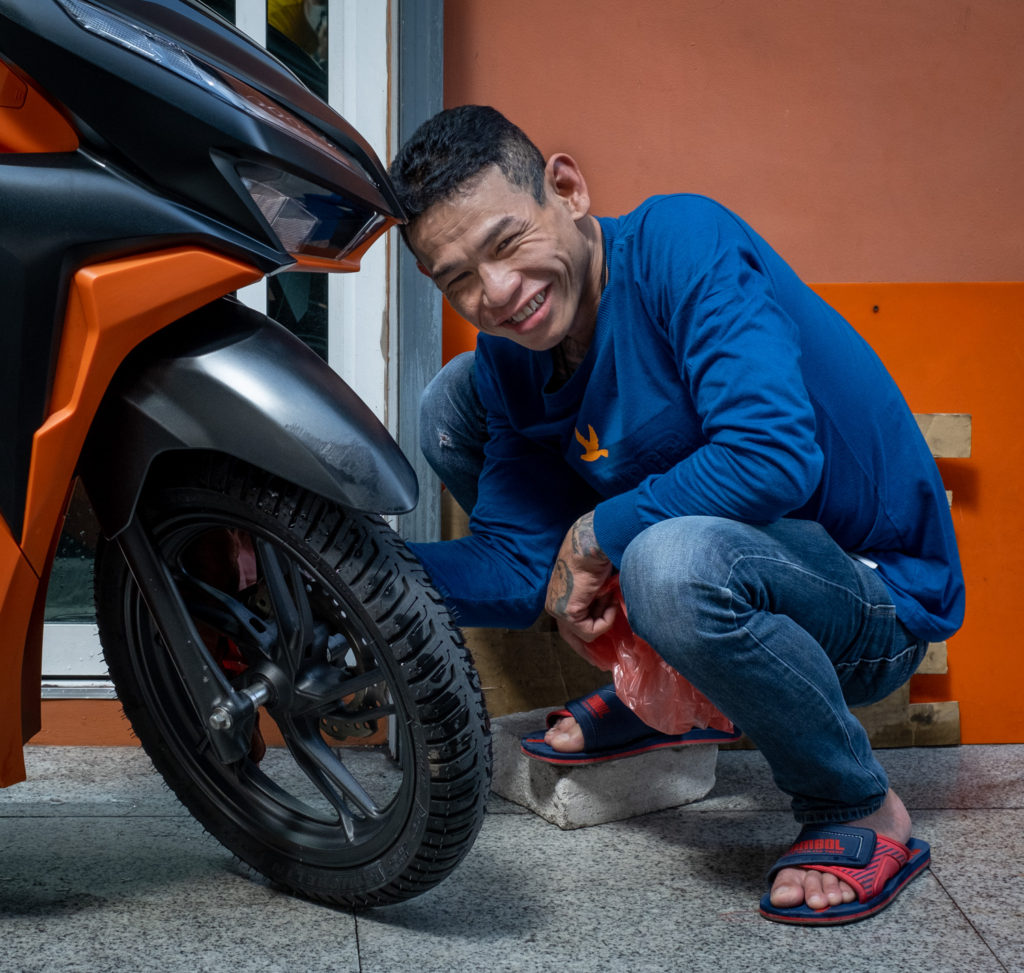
479, 262, 518, 309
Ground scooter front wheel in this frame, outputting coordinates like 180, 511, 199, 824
95, 453, 491, 907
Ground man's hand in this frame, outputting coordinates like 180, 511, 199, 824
545, 512, 615, 652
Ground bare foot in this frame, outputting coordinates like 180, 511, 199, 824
543, 715, 584, 752
769, 789, 913, 912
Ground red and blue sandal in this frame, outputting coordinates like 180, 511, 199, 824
759, 823, 931, 925
519, 683, 741, 765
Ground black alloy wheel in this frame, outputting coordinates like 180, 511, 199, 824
95, 453, 491, 907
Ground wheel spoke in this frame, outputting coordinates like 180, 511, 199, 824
257, 537, 316, 677
291, 663, 388, 718
279, 716, 384, 826
177, 572, 279, 657
323, 701, 397, 725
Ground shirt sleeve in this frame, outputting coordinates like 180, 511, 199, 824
593, 201, 825, 564
410, 360, 598, 629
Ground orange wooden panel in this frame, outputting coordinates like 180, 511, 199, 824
814, 283, 1023, 743
443, 0, 1023, 283
30, 700, 138, 747
443, 301, 477, 362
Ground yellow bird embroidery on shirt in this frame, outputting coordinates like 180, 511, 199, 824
575, 425, 609, 462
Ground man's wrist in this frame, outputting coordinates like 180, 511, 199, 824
570, 512, 609, 565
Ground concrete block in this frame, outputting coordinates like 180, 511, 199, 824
490, 707, 720, 829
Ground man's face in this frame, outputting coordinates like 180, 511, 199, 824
407, 164, 599, 353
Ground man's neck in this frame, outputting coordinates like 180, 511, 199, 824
550, 216, 605, 385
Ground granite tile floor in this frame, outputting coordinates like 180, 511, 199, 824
1, 743, 1022, 973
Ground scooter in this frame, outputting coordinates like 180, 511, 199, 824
0, 0, 491, 907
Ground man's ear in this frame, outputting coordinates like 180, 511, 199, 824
545, 153, 591, 221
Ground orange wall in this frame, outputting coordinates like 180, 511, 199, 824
817, 285, 1023, 744
442, 1, 1024, 742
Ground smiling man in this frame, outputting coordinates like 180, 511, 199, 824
389, 105, 964, 925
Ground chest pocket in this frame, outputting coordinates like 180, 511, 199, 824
567, 402, 705, 498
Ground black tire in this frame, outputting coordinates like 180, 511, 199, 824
95, 453, 491, 907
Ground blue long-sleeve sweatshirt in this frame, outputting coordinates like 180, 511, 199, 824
411, 195, 965, 642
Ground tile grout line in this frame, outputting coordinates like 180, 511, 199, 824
354, 909, 364, 973
928, 867, 1011, 973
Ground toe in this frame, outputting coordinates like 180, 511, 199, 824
769, 867, 807, 908
802, 871, 831, 911
544, 716, 584, 752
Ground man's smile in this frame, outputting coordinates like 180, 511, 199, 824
505, 287, 548, 327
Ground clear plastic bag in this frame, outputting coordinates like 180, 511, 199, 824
576, 576, 735, 736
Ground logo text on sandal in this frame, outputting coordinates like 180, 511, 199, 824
791, 838, 846, 855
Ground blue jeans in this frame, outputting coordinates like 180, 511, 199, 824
620, 516, 926, 822
420, 352, 488, 515
420, 352, 927, 823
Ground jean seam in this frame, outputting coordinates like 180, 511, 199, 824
725, 551, 901, 670
740, 619, 890, 801
720, 552, 891, 814
833, 639, 922, 673
724, 552, 888, 614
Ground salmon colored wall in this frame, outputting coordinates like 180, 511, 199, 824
442, 1, 1024, 743
444, 0, 1022, 283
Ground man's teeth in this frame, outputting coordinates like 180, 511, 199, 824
509, 290, 546, 324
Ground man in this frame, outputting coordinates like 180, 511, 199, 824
388, 105, 964, 925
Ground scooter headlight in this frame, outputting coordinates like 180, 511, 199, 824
237, 163, 386, 261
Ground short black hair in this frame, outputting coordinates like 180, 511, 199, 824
389, 105, 546, 236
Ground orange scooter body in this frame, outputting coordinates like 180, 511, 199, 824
1, 248, 262, 786
0, 0, 409, 786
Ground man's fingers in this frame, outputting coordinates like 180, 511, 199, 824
555, 609, 615, 647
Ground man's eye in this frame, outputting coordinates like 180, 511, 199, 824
496, 235, 517, 254
445, 273, 469, 294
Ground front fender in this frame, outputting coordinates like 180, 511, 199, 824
81, 298, 417, 537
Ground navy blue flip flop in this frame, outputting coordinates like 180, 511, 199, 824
519, 683, 741, 765
759, 823, 931, 925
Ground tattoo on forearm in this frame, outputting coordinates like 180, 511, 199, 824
550, 559, 573, 614
571, 513, 604, 561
